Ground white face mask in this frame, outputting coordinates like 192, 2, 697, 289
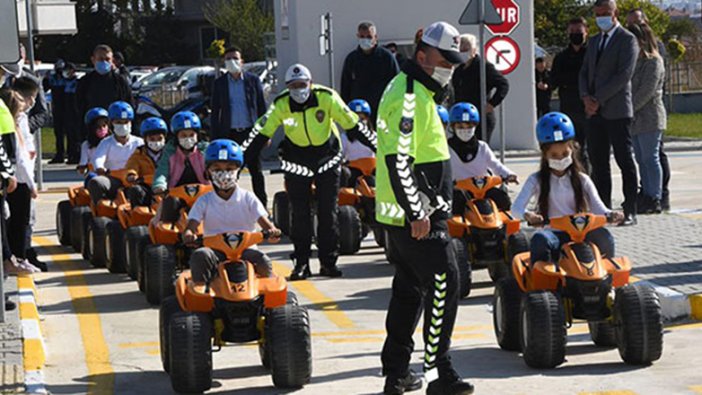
455, 127, 476, 142
113, 123, 131, 137
147, 140, 165, 152
548, 155, 573, 172
596, 16, 615, 32
359, 38, 374, 50
211, 170, 237, 190
431, 66, 454, 87
290, 87, 311, 104
179, 136, 198, 150
224, 59, 242, 74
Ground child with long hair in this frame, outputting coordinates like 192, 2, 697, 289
512, 112, 623, 264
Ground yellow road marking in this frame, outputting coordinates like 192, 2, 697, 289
146, 349, 160, 356
326, 337, 384, 343
34, 236, 114, 395
118, 342, 159, 349
667, 322, 702, 331
689, 294, 702, 321
689, 385, 702, 394
452, 333, 488, 340
272, 262, 355, 329
579, 391, 638, 395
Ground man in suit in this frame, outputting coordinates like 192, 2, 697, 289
210, 46, 268, 206
579, 0, 639, 226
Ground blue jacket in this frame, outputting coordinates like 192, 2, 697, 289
210, 71, 266, 139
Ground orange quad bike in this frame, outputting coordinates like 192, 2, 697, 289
447, 176, 528, 298
160, 231, 311, 393
492, 213, 663, 368
85, 169, 135, 269
56, 181, 92, 252
113, 172, 157, 281
143, 183, 212, 305
337, 157, 385, 254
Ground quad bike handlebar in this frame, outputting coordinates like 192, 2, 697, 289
347, 157, 376, 177
203, 231, 274, 261
533, 213, 613, 243
454, 176, 506, 200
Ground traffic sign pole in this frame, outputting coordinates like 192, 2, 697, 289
478, 0, 488, 145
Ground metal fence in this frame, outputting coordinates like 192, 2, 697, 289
669, 61, 702, 93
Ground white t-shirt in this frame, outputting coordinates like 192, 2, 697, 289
92, 135, 144, 171
512, 171, 610, 220
341, 132, 375, 162
79, 141, 97, 167
188, 188, 268, 237
14, 114, 35, 190
449, 140, 515, 181
17, 113, 35, 154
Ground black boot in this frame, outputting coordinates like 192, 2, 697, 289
384, 370, 422, 395
290, 256, 311, 281
426, 369, 474, 395
319, 260, 342, 278
661, 192, 670, 211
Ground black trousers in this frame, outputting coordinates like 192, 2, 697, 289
0, 192, 11, 261
587, 115, 638, 214
125, 184, 152, 208
286, 168, 340, 266
452, 187, 511, 215
660, 140, 670, 203
561, 96, 590, 172
230, 129, 267, 207
53, 108, 66, 158
476, 111, 496, 143
381, 221, 459, 380
6, 184, 31, 259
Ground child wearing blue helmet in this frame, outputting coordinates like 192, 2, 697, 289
123, 117, 168, 207
77, 107, 110, 175
88, 101, 144, 205
437, 105, 450, 138
512, 112, 623, 265
341, 99, 376, 187
448, 102, 517, 215
183, 139, 281, 282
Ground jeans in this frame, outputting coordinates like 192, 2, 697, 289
632, 131, 663, 200
530, 227, 615, 263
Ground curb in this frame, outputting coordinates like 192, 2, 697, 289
16, 275, 47, 394
632, 277, 700, 322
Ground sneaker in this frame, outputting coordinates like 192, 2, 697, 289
384, 370, 422, 395
426, 369, 474, 395
5, 298, 16, 311
26, 249, 48, 272
48, 156, 65, 164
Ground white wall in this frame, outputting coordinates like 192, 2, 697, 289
274, 0, 537, 149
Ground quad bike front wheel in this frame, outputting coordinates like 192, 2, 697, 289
272, 191, 291, 235
168, 312, 213, 393
338, 205, 362, 255
88, 217, 110, 268
493, 277, 522, 351
125, 226, 149, 282
451, 238, 472, 298
81, 210, 93, 261
373, 226, 386, 248
70, 206, 90, 253
105, 220, 126, 274
56, 200, 72, 246
588, 321, 617, 347
520, 291, 567, 368
159, 296, 182, 373
614, 285, 663, 365
267, 304, 312, 388
144, 244, 176, 305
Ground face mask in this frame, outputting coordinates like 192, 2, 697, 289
113, 123, 131, 137
211, 170, 237, 190
148, 140, 165, 152
95, 126, 109, 139
455, 127, 476, 142
569, 33, 585, 46
548, 155, 573, 172
431, 66, 454, 87
179, 136, 198, 150
96, 60, 112, 75
359, 38, 374, 51
596, 16, 615, 32
224, 59, 242, 74
290, 87, 311, 104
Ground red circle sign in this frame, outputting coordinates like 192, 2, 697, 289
486, 0, 521, 36
485, 36, 521, 75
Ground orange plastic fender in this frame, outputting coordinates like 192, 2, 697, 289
529, 261, 566, 291
604, 256, 632, 288
447, 215, 469, 238
176, 270, 215, 313
347, 158, 376, 177
68, 186, 91, 207
558, 243, 610, 281
338, 187, 361, 206
465, 199, 503, 230
258, 277, 288, 308
512, 252, 531, 292
500, 211, 521, 236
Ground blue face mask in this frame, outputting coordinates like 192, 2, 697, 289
596, 16, 615, 32
95, 60, 112, 75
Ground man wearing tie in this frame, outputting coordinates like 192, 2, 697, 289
579, 0, 639, 226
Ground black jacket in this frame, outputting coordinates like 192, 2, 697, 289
6, 69, 49, 135
451, 55, 509, 108
76, 70, 132, 118
210, 71, 266, 140
551, 45, 587, 114
341, 46, 399, 114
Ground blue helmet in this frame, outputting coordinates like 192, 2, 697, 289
170, 111, 201, 134
84, 107, 109, 126
140, 117, 168, 137
449, 102, 480, 124
536, 112, 575, 144
437, 105, 449, 124
205, 139, 244, 167
107, 101, 134, 121
348, 99, 371, 116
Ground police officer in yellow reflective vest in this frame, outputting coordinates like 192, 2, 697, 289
376, 22, 474, 395
242, 64, 376, 280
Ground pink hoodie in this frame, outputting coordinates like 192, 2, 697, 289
168, 148, 208, 188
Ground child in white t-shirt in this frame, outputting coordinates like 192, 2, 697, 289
183, 139, 281, 282
78, 107, 110, 175
340, 99, 376, 187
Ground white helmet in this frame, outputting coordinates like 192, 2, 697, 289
285, 63, 312, 84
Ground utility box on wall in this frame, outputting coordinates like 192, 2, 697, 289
273, 0, 537, 150
16, 0, 78, 36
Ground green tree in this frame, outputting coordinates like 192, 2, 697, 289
204, 0, 274, 61
534, 0, 589, 48
616, 0, 670, 38
664, 18, 699, 41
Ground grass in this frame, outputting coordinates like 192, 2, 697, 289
35, 114, 702, 157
